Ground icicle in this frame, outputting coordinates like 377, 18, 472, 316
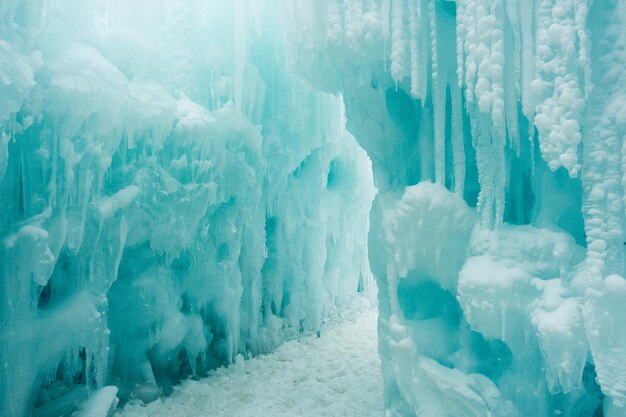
504, 0, 522, 154
474, 113, 495, 228
575, 0, 592, 99
490, 0, 506, 227
430, 0, 445, 185
451, 82, 465, 196
493, 129, 506, 229
0, 130, 9, 183
455, 0, 467, 90
519, 0, 535, 122
503, 43, 520, 154
456, 0, 506, 226
505, 0, 522, 89
532, 0, 586, 177
460, 0, 477, 107
417, 0, 429, 101
390, 0, 405, 83
582, 0, 626, 277
408, 0, 420, 98
518, 0, 537, 171
583, 111, 624, 275
504, 75, 520, 153
428, 0, 437, 87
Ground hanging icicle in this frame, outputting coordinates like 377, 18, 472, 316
390, 0, 405, 83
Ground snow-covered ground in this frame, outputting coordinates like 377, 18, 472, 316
115, 308, 382, 417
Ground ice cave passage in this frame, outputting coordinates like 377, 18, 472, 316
2, 0, 626, 417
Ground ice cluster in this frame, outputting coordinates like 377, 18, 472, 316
282, 0, 626, 416
0, 1, 375, 416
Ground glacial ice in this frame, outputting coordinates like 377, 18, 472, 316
2, 0, 626, 417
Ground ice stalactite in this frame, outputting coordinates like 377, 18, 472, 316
581, 0, 625, 278
450, 82, 465, 195
408, 0, 420, 99
390, 0, 406, 83
580, 3, 626, 412
456, 0, 508, 227
533, 0, 588, 177
430, 0, 445, 185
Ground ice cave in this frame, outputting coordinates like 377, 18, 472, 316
1, 0, 625, 416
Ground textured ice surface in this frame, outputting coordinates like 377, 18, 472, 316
0, 2, 375, 416
283, 0, 626, 416
3, 1, 626, 417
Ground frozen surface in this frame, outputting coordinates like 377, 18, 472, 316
282, 1, 626, 416
115, 303, 381, 417
3, 1, 626, 417
0, 1, 375, 416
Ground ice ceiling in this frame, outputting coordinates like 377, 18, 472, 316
1, 1, 626, 417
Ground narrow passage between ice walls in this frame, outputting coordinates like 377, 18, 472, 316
1, 1, 626, 417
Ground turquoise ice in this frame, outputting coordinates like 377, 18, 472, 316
1, 1, 626, 417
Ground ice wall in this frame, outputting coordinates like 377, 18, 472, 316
0, 1, 375, 416
282, 0, 626, 416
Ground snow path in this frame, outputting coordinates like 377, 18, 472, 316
116, 308, 382, 417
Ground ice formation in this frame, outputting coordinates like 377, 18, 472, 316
2, 0, 626, 417
281, 0, 626, 416
0, 1, 375, 416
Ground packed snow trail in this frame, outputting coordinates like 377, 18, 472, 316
116, 308, 382, 417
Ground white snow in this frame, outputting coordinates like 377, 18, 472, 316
115, 308, 382, 417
